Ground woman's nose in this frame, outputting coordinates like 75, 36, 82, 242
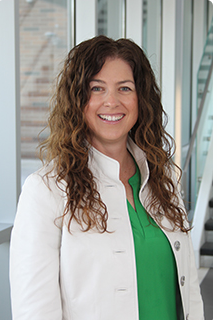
103, 91, 119, 108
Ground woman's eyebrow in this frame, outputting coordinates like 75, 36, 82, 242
90, 79, 135, 84
90, 79, 105, 83
117, 80, 135, 85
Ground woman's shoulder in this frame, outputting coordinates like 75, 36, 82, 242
15, 162, 67, 227
22, 161, 67, 199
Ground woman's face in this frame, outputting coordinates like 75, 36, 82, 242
84, 57, 138, 151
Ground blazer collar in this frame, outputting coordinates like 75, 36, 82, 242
88, 137, 150, 189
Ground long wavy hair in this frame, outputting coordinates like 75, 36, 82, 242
40, 35, 190, 233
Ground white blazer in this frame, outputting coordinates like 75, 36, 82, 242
10, 138, 204, 320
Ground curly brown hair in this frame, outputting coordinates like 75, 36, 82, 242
40, 35, 189, 233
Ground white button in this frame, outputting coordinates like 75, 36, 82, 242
174, 241, 181, 251
186, 314, 189, 320
115, 288, 127, 292
180, 276, 185, 286
113, 250, 126, 254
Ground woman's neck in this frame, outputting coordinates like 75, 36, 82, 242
91, 139, 129, 166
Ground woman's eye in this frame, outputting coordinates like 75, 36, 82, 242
120, 87, 131, 92
91, 86, 102, 92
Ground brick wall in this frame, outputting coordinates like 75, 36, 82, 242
19, 0, 68, 158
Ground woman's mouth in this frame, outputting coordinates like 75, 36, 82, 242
98, 114, 125, 122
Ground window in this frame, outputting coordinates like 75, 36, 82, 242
97, 0, 126, 39
142, 0, 161, 85
19, 0, 72, 184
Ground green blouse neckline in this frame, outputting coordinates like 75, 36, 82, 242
126, 162, 178, 320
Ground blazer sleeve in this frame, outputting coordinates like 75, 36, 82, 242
171, 169, 204, 319
188, 234, 205, 320
10, 171, 65, 320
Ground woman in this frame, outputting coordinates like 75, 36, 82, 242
10, 35, 204, 320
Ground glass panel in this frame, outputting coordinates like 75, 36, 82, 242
196, 74, 213, 197
97, 0, 125, 39
19, 0, 71, 185
181, 19, 213, 220
142, 0, 161, 85
195, 22, 213, 202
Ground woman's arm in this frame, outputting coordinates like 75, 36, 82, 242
176, 178, 204, 319
171, 169, 204, 319
10, 171, 64, 320
188, 234, 204, 320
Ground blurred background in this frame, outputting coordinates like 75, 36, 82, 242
0, 0, 213, 319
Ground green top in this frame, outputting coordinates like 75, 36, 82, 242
127, 164, 177, 320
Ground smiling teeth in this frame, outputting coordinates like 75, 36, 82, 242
99, 114, 124, 121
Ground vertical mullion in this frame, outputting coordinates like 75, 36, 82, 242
67, 0, 76, 50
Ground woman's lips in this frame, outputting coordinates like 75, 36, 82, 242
98, 114, 125, 122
